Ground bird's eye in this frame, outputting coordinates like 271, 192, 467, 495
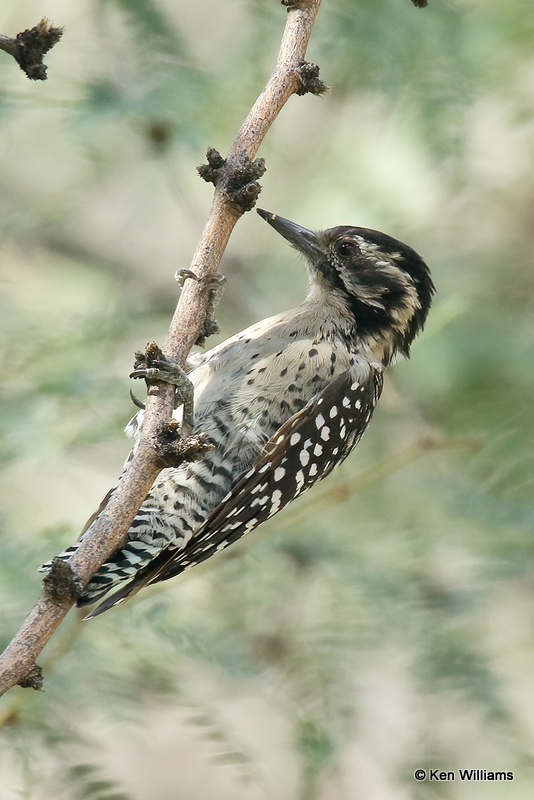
335, 240, 358, 258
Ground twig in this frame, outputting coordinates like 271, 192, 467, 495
0, 18, 63, 81
0, 0, 324, 697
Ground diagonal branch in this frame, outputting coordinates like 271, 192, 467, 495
0, 0, 324, 697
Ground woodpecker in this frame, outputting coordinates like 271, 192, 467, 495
42, 209, 434, 616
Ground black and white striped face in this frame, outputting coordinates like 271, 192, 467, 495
257, 209, 434, 363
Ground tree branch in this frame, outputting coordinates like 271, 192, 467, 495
0, 0, 324, 697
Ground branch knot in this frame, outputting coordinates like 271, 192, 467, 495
43, 558, 84, 604
131, 341, 165, 375
18, 664, 44, 691
295, 62, 327, 96
198, 148, 266, 212
0, 18, 64, 81
155, 421, 214, 468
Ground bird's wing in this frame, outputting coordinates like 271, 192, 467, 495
84, 365, 383, 617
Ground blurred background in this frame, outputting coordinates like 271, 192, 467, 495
0, 0, 533, 798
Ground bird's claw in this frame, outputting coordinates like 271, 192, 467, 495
174, 269, 226, 292
174, 268, 199, 288
130, 342, 195, 432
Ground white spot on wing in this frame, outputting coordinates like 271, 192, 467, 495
270, 489, 283, 514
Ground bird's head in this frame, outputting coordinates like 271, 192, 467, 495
258, 208, 434, 365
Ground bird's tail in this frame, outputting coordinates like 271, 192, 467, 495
39, 539, 164, 608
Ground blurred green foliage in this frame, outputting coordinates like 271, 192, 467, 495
1, 0, 534, 798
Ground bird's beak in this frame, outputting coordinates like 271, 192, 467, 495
257, 209, 324, 262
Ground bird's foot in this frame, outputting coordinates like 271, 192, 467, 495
130, 342, 195, 432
